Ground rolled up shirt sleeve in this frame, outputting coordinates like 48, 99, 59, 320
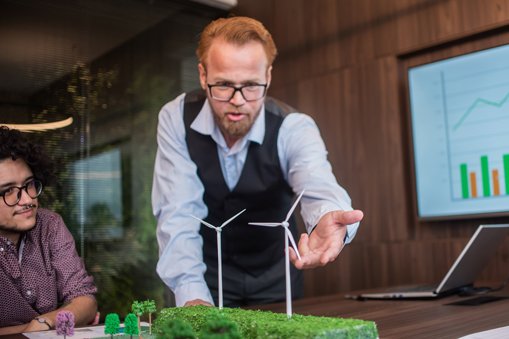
152, 94, 214, 306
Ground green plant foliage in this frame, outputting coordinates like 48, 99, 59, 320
157, 318, 196, 339
105, 313, 120, 338
144, 300, 157, 334
132, 301, 145, 334
132, 301, 145, 316
145, 300, 157, 314
124, 314, 139, 338
152, 306, 378, 339
27, 62, 167, 319
198, 311, 240, 339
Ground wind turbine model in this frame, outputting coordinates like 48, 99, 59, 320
190, 209, 246, 310
249, 189, 305, 318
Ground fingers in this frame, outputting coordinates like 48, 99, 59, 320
292, 234, 328, 269
289, 246, 299, 265
289, 233, 307, 266
295, 234, 344, 269
298, 233, 310, 255
332, 209, 364, 225
184, 299, 213, 307
289, 231, 346, 269
294, 251, 324, 269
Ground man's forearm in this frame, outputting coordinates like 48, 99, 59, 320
23, 296, 97, 332
48, 295, 97, 327
0, 324, 29, 335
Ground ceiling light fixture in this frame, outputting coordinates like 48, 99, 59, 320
1, 117, 73, 132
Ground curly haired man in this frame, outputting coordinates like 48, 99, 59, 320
0, 126, 98, 334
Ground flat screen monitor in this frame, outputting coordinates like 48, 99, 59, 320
408, 44, 509, 219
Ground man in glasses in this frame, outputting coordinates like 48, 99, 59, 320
0, 126, 97, 334
152, 17, 363, 308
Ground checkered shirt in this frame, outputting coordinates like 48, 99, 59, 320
0, 208, 97, 327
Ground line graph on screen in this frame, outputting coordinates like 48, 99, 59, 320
441, 66, 509, 201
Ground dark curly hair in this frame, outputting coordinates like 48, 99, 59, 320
0, 126, 56, 187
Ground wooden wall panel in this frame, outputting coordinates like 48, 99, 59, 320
236, 0, 509, 89
232, 0, 509, 298
271, 56, 409, 245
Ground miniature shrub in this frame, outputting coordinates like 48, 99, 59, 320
198, 311, 240, 339
157, 318, 196, 339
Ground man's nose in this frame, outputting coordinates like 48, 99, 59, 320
229, 89, 246, 106
18, 188, 33, 205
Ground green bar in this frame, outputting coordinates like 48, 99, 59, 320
504, 154, 509, 195
481, 156, 490, 197
460, 164, 469, 198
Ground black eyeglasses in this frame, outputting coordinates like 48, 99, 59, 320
0, 180, 43, 207
207, 84, 267, 102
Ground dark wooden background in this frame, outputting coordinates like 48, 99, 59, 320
231, 0, 509, 298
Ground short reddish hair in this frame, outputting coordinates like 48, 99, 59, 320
197, 16, 277, 68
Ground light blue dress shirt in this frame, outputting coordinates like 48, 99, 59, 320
152, 93, 359, 306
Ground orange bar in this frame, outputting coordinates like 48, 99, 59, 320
470, 172, 477, 198
493, 169, 500, 196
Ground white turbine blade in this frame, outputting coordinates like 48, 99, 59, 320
285, 227, 301, 261
285, 189, 305, 222
220, 209, 246, 228
189, 215, 217, 229
248, 222, 282, 227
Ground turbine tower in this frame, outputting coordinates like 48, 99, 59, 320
249, 189, 305, 318
190, 209, 246, 310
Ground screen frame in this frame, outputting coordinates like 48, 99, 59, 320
399, 25, 509, 222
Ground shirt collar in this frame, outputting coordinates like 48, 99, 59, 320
0, 231, 27, 248
0, 231, 27, 261
190, 98, 266, 150
0, 235, 15, 247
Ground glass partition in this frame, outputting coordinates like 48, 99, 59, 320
0, 0, 226, 319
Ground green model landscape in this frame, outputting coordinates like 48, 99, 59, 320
153, 305, 378, 339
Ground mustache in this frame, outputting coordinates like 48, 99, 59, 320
14, 204, 36, 215
224, 105, 250, 115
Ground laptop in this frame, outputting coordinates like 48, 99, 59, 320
360, 224, 509, 299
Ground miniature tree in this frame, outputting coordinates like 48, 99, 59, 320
104, 313, 120, 338
55, 311, 75, 339
131, 301, 145, 334
157, 318, 196, 339
199, 311, 240, 339
124, 314, 139, 339
144, 300, 157, 334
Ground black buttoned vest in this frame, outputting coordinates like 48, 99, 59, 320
183, 89, 299, 277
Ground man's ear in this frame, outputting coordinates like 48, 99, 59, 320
266, 65, 272, 89
198, 63, 207, 90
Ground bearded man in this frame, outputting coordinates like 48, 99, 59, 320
152, 16, 363, 307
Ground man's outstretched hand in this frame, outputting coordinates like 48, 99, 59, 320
184, 299, 213, 307
289, 210, 363, 269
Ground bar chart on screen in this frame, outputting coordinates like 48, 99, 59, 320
445, 70, 509, 201
409, 43, 509, 217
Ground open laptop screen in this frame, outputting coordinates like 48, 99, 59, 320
360, 224, 509, 299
